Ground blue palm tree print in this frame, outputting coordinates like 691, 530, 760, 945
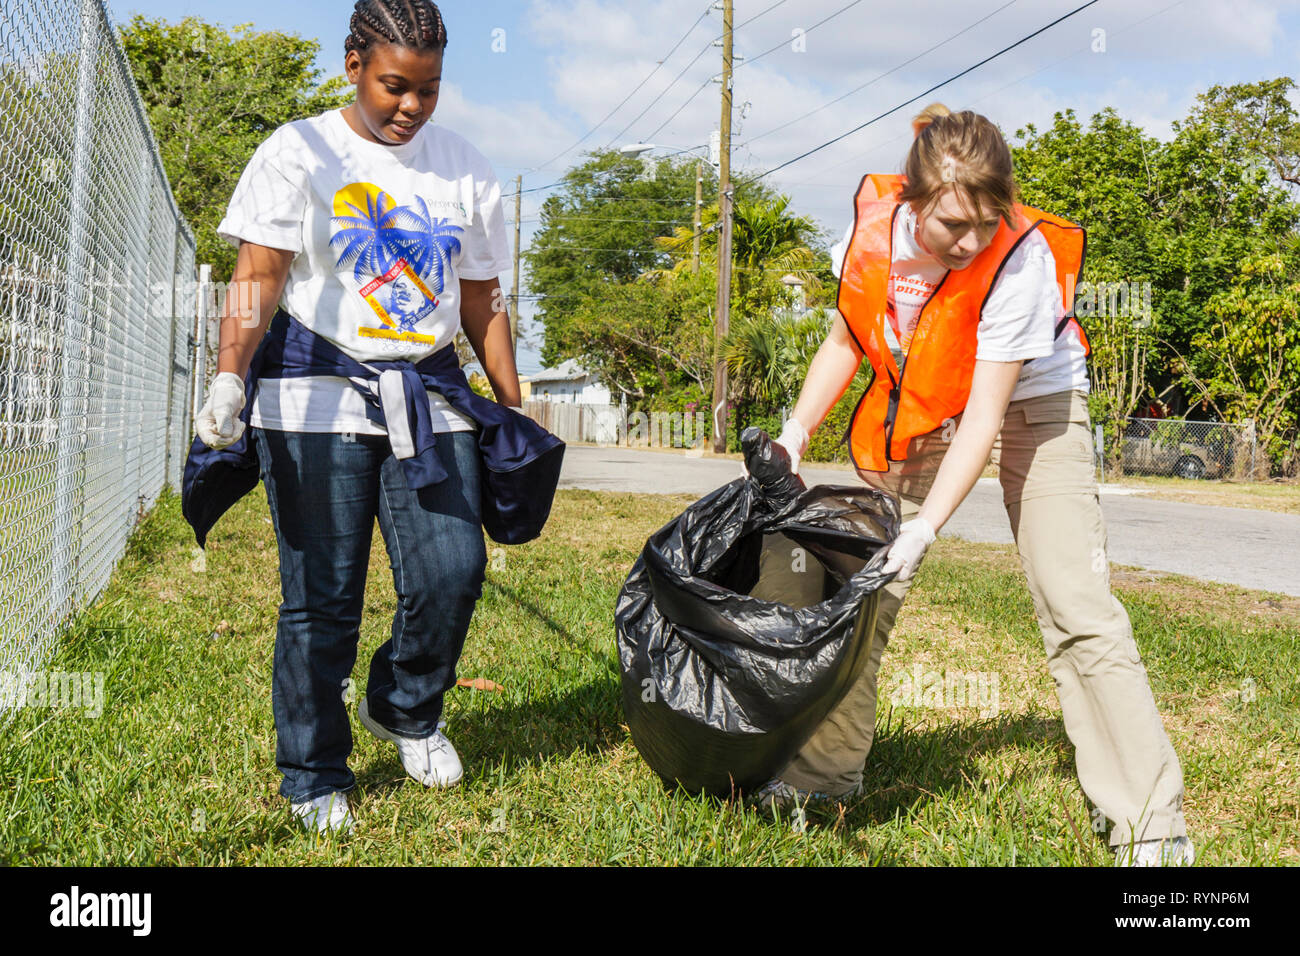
331, 190, 465, 300
330, 189, 405, 281
387, 196, 464, 296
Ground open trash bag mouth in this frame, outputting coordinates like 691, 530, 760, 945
615, 438, 901, 797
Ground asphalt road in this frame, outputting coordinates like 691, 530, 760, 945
558, 445, 1300, 597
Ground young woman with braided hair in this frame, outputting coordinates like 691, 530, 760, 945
753, 104, 1192, 866
195, 0, 527, 834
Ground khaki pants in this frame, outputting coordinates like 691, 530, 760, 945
779, 389, 1187, 846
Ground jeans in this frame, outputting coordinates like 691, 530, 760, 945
252, 426, 487, 802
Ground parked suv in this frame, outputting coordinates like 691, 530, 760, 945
1120, 419, 1228, 480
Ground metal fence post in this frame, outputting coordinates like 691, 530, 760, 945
163, 228, 181, 489
132, 152, 152, 516
173, 244, 197, 483
52, 0, 100, 621
1095, 423, 1105, 485
192, 263, 211, 422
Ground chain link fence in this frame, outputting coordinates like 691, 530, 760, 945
1112, 417, 1259, 481
1, 0, 204, 706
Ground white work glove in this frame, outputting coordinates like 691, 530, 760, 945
196, 372, 247, 450
882, 516, 937, 582
739, 418, 811, 478
774, 418, 810, 475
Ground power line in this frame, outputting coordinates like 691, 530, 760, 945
738, 0, 1017, 148
520, 178, 567, 195
522, 181, 705, 199
793, 0, 1186, 188
507, 215, 693, 226
520, 146, 709, 197
531, 195, 700, 205
604, 38, 719, 149
756, 0, 1101, 179
735, 0, 791, 30
515, 268, 821, 301
529, 1, 715, 174
527, 246, 678, 255
641, 0, 864, 145
732, 0, 865, 73
520, 246, 821, 271
604, 0, 797, 150
643, 76, 716, 143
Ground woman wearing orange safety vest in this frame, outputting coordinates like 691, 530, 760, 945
750, 104, 1191, 867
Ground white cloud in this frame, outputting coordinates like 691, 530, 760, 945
466, 0, 1299, 239
1140, 0, 1281, 60
433, 81, 573, 174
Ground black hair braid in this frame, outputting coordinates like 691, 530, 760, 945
344, 0, 448, 60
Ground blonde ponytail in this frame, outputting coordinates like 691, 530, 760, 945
910, 102, 951, 140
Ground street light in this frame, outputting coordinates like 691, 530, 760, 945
617, 143, 709, 159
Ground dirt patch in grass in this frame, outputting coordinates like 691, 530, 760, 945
921, 538, 1300, 628
1110, 567, 1300, 624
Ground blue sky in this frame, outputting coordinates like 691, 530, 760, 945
112, 0, 1300, 375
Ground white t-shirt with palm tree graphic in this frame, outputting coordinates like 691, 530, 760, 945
218, 108, 511, 434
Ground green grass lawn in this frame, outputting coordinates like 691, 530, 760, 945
1, 486, 1296, 865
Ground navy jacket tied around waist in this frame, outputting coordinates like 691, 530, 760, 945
182, 309, 565, 548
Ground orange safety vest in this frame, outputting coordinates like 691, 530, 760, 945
838, 173, 1088, 472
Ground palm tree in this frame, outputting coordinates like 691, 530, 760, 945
725, 308, 832, 406
388, 196, 465, 295
649, 194, 824, 295
732, 196, 820, 281
330, 189, 405, 281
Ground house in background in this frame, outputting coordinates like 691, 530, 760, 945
780, 274, 807, 314
527, 359, 612, 405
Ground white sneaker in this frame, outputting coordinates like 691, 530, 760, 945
1114, 836, 1195, 867
358, 696, 463, 788
291, 792, 354, 835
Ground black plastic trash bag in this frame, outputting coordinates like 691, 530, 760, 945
615, 427, 901, 797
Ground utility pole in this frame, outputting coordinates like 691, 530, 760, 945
712, 0, 734, 454
692, 160, 703, 275
511, 174, 522, 358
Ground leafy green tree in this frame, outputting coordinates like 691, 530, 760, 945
526, 152, 832, 422
545, 267, 715, 405
525, 153, 814, 362
653, 192, 832, 313
1194, 77, 1300, 191
525, 150, 709, 360
1157, 91, 1299, 358
119, 16, 350, 278
1012, 102, 1300, 457
653, 188, 833, 444
1173, 253, 1300, 474
724, 309, 828, 406
1012, 108, 1167, 445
